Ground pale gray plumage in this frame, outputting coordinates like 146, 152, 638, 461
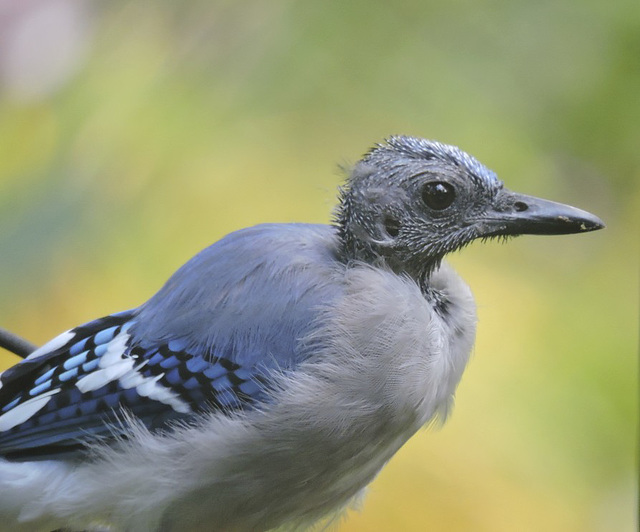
0, 136, 604, 531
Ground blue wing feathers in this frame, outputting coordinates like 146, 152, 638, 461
0, 223, 344, 459
133, 224, 343, 367
0, 312, 271, 458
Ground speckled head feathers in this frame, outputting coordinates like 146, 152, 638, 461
361, 136, 502, 193
335, 135, 603, 284
335, 136, 505, 280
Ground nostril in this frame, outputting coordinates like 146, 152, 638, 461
514, 201, 528, 212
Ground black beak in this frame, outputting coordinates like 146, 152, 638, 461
479, 190, 605, 237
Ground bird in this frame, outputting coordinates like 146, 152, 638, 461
0, 136, 604, 532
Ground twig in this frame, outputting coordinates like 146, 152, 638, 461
0, 327, 37, 359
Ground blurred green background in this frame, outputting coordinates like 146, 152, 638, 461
0, 1, 637, 530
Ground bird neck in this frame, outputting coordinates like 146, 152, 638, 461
335, 224, 442, 295
334, 195, 444, 290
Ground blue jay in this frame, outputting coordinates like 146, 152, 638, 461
0, 136, 603, 531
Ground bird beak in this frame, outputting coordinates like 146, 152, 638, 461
478, 190, 605, 237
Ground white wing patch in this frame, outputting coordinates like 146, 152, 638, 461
75, 333, 131, 393
75, 331, 191, 414
25, 330, 75, 361
75, 360, 134, 393
118, 361, 191, 414
0, 388, 61, 432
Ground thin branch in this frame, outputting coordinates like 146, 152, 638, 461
0, 327, 37, 359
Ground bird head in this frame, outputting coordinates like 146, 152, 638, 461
335, 136, 604, 282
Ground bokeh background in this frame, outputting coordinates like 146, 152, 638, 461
0, 1, 637, 530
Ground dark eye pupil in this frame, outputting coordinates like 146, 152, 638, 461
421, 182, 455, 210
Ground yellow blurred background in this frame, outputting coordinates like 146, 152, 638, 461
0, 1, 637, 530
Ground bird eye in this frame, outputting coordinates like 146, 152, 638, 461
421, 182, 455, 210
